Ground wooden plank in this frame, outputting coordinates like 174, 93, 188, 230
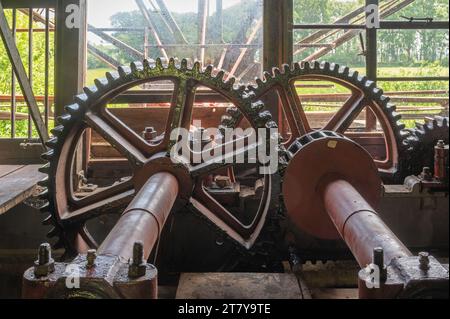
0, 165, 45, 215
0, 139, 44, 165
311, 288, 359, 300
0, 165, 23, 179
176, 273, 303, 299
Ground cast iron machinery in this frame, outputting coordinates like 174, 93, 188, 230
23, 60, 449, 299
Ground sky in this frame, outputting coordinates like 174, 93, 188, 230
88, 0, 243, 27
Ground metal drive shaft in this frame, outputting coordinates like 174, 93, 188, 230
99, 172, 179, 261
322, 179, 412, 267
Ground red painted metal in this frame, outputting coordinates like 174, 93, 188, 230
322, 179, 412, 267
99, 172, 179, 261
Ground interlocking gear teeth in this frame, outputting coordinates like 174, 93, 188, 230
403, 116, 449, 177
247, 60, 411, 183
41, 58, 276, 256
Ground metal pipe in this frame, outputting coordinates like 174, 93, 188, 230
322, 179, 411, 267
99, 172, 179, 261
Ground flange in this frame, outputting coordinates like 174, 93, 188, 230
282, 131, 382, 240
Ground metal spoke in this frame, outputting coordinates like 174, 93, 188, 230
283, 84, 312, 137
86, 112, 147, 167
324, 93, 367, 133
61, 188, 134, 226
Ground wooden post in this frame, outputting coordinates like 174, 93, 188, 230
263, 0, 293, 126
54, 0, 87, 118
365, 0, 378, 131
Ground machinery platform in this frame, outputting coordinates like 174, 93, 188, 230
0, 165, 44, 216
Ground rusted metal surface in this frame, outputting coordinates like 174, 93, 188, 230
322, 179, 411, 267
283, 132, 382, 239
248, 61, 409, 182
23, 253, 158, 299
358, 254, 449, 299
99, 172, 179, 261
284, 132, 448, 298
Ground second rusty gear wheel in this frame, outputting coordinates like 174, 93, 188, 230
404, 116, 449, 177
242, 61, 411, 183
37, 58, 277, 258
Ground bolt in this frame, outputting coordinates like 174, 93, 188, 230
373, 247, 387, 282
436, 140, 445, 148
128, 241, 147, 278
419, 252, 430, 272
132, 241, 144, 265
86, 249, 97, 269
142, 127, 157, 142
34, 243, 55, 277
420, 167, 433, 181
38, 243, 50, 265
215, 176, 232, 189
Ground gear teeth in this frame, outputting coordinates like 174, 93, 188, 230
83, 85, 98, 97
118, 65, 132, 77
235, 85, 246, 95
155, 58, 164, 70
38, 164, 50, 174
249, 101, 265, 115
372, 87, 383, 98
365, 80, 376, 90
329, 63, 339, 72
180, 58, 188, 71
45, 137, 58, 148
131, 61, 144, 73
42, 215, 54, 226
203, 65, 213, 77
41, 150, 54, 162
94, 78, 108, 89
57, 114, 72, 125
166, 58, 175, 70
106, 71, 120, 83
304, 62, 312, 71
75, 94, 88, 105
225, 77, 236, 88
339, 66, 350, 76
226, 107, 241, 118
386, 103, 396, 112
47, 227, 59, 239
65, 103, 80, 115
215, 70, 225, 82
51, 125, 65, 137
192, 61, 201, 73
320, 61, 330, 70
283, 64, 291, 74
273, 68, 282, 77
265, 120, 278, 129
37, 188, 49, 200
37, 177, 49, 188
255, 78, 264, 88
39, 202, 50, 213
221, 115, 235, 127
263, 71, 272, 81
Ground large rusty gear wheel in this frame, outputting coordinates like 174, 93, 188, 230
404, 116, 449, 177
241, 61, 411, 183
37, 58, 277, 258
